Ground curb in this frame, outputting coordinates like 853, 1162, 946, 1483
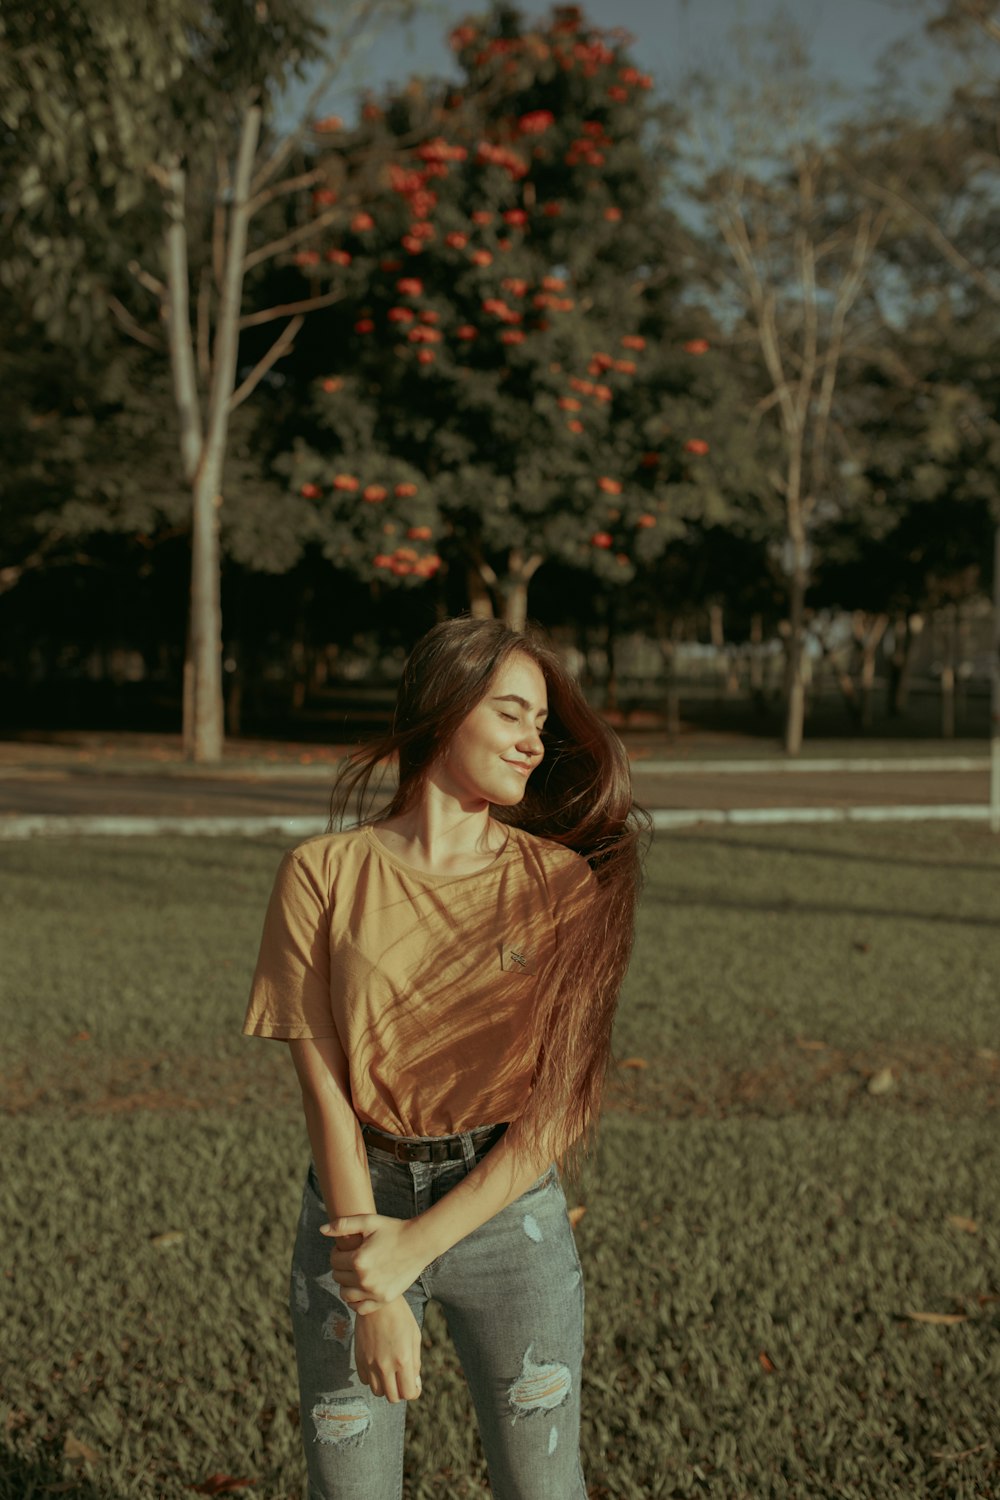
0, 805, 990, 839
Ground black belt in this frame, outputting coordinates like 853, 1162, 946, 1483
362, 1122, 507, 1163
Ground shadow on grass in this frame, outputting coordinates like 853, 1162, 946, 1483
0, 1442, 118, 1500
642, 885, 999, 928
664, 828, 1000, 875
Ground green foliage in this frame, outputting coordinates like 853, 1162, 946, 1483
2, 825, 999, 1496
0, 0, 327, 342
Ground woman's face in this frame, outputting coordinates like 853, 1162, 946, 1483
436, 651, 548, 807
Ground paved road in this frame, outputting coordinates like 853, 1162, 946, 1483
0, 762, 989, 818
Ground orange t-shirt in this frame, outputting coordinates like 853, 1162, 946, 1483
242, 823, 594, 1136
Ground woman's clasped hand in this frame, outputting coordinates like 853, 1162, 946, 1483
353, 1296, 423, 1404
321, 1212, 429, 1313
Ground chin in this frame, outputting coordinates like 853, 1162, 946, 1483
488, 779, 528, 806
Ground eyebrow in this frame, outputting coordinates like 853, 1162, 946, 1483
491, 694, 548, 719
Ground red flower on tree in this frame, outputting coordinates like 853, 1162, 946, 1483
332, 474, 359, 491
684, 338, 710, 355
363, 485, 387, 503
300, 482, 322, 499
598, 476, 622, 494
396, 278, 423, 297
518, 110, 555, 134
591, 532, 613, 548
354, 318, 375, 334
395, 482, 418, 497
351, 212, 375, 232
684, 439, 709, 455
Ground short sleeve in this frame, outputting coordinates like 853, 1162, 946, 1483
550, 848, 598, 942
242, 850, 336, 1041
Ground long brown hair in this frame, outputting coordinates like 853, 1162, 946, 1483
329, 616, 649, 1160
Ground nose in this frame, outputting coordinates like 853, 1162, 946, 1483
517, 723, 545, 759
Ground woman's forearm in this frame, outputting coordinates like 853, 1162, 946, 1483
402, 1121, 559, 1269
300, 1090, 377, 1224
288, 1035, 377, 1225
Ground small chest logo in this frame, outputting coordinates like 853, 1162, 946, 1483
501, 943, 536, 975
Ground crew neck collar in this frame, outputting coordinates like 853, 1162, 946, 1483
364, 822, 516, 882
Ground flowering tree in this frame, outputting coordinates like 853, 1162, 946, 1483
276, 2, 716, 628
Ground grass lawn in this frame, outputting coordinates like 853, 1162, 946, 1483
1, 824, 998, 1499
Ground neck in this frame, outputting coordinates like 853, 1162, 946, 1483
377, 776, 508, 873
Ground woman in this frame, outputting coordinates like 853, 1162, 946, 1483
243, 616, 646, 1499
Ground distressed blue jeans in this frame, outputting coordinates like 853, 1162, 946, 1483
289, 1130, 588, 1500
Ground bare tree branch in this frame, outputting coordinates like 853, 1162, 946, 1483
108, 294, 162, 350
162, 160, 204, 481
238, 288, 348, 331
229, 314, 304, 412
243, 204, 344, 272
127, 259, 166, 300
844, 164, 1000, 306
248, 165, 325, 216
197, 269, 212, 385
251, 0, 385, 197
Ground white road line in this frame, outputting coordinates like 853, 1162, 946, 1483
650, 805, 990, 829
633, 757, 989, 775
0, 806, 991, 838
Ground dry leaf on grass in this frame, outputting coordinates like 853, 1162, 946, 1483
947, 1215, 978, 1234
568, 1205, 587, 1228
187, 1476, 256, 1495
758, 1351, 777, 1373
150, 1230, 185, 1248
867, 1067, 895, 1096
63, 1434, 100, 1464
903, 1310, 968, 1326
618, 1057, 648, 1070
795, 1038, 827, 1051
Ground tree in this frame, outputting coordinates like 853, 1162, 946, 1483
272, 2, 717, 631
2, 0, 417, 761
841, 0, 1000, 814
687, 30, 889, 754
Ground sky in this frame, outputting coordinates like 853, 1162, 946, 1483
279, 0, 955, 133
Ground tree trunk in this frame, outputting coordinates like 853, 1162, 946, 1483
990, 522, 999, 834
749, 612, 765, 706
887, 613, 908, 717
499, 551, 543, 633
783, 567, 807, 755
893, 613, 923, 715
940, 604, 957, 740
187, 470, 225, 761
182, 610, 196, 757
467, 567, 494, 619
859, 613, 889, 730
504, 581, 528, 633
181, 103, 262, 763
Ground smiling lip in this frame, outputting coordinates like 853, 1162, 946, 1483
502, 760, 534, 777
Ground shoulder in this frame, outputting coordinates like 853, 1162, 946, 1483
506, 825, 596, 898
273, 827, 370, 899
